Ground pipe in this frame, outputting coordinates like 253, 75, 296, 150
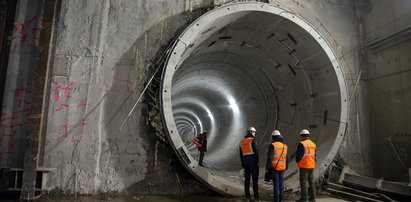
161, 2, 348, 196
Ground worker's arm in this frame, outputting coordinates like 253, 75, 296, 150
295, 143, 304, 163
266, 144, 273, 170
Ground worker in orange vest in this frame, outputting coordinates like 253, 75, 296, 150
296, 129, 317, 202
265, 130, 287, 202
239, 127, 259, 201
193, 131, 207, 166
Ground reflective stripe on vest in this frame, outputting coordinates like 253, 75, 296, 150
297, 139, 316, 169
271, 142, 287, 170
240, 137, 254, 156
193, 135, 203, 147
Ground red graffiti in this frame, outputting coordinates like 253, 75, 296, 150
3, 130, 16, 137
0, 116, 18, 122
51, 78, 59, 85
13, 109, 30, 116
13, 22, 25, 33
8, 136, 15, 151
31, 28, 41, 34
51, 79, 74, 102
12, 34, 28, 42
76, 103, 89, 108
14, 88, 32, 97
16, 99, 31, 106
55, 104, 69, 112
11, 16, 41, 53
26, 16, 36, 26
315, 17, 340, 47
10, 44, 17, 53
292, 0, 305, 8
0, 123, 24, 128
0, 130, 16, 151
56, 125, 68, 141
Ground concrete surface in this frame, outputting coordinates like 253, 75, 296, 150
0, 0, 409, 197
161, 2, 348, 195
2, 193, 349, 202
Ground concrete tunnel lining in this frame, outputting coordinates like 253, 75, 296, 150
160, 2, 348, 196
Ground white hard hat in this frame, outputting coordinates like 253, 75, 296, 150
271, 130, 281, 136
300, 129, 310, 136
248, 127, 257, 132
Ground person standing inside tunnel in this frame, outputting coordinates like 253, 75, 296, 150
193, 130, 207, 166
296, 129, 317, 202
265, 130, 288, 202
239, 127, 259, 201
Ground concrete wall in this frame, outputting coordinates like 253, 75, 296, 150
1, 0, 381, 194
0, 0, 44, 167
267, 0, 373, 177
360, 0, 411, 178
42, 0, 214, 194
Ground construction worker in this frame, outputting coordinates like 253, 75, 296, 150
239, 127, 259, 201
193, 130, 207, 166
265, 130, 288, 202
296, 129, 317, 202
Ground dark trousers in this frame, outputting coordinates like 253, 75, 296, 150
244, 164, 259, 199
272, 170, 285, 202
199, 150, 204, 165
299, 168, 316, 200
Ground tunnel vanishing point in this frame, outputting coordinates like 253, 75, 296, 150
161, 2, 347, 195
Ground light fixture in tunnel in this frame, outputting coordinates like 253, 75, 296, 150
160, 2, 348, 196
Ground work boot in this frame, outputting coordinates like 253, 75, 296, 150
245, 198, 251, 202
296, 198, 308, 202
308, 197, 316, 202
254, 198, 260, 202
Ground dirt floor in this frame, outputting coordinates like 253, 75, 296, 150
2, 193, 348, 202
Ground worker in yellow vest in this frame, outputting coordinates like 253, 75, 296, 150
239, 127, 259, 201
265, 130, 287, 202
296, 129, 317, 202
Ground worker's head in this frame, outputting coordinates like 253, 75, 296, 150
299, 129, 310, 139
247, 127, 257, 136
202, 130, 208, 135
271, 130, 283, 141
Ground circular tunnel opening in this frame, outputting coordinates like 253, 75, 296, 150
161, 2, 348, 196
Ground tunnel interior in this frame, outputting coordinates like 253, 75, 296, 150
161, 2, 348, 195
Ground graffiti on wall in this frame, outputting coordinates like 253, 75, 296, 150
0, 83, 32, 152
10, 16, 42, 53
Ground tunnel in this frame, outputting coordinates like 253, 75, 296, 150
160, 2, 348, 196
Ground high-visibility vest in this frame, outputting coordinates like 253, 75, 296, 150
240, 137, 255, 156
297, 139, 316, 169
193, 135, 204, 147
271, 142, 287, 170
